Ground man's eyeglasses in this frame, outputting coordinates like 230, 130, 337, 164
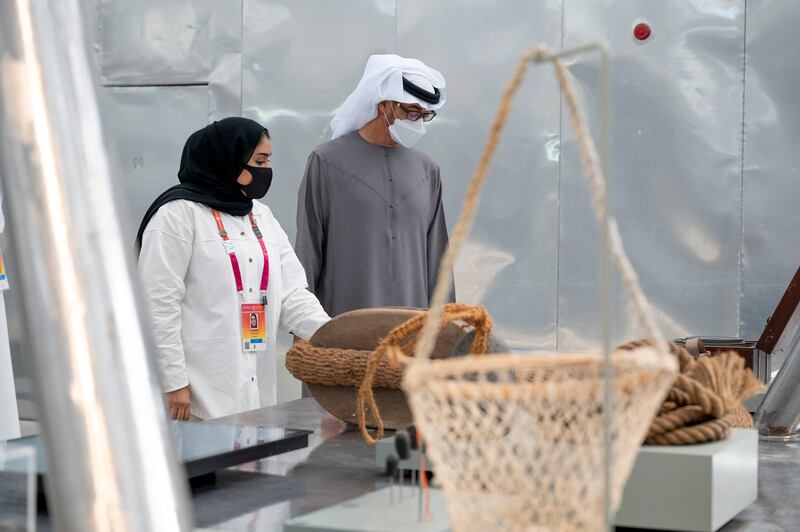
396, 103, 437, 123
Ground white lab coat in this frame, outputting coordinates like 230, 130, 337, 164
138, 199, 330, 420
0, 294, 20, 442
0, 194, 20, 442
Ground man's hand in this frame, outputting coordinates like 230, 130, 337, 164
166, 386, 191, 421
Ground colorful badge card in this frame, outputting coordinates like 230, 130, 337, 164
241, 303, 266, 352
0, 247, 8, 291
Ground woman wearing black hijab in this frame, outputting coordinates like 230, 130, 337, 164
138, 117, 330, 421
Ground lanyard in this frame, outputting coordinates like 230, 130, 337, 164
0, 246, 8, 291
212, 209, 270, 306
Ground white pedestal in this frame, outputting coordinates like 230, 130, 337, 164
283, 487, 450, 532
375, 430, 757, 532
614, 429, 758, 531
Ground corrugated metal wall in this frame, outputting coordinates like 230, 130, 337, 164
4, 0, 799, 407
741, 0, 800, 339
558, 0, 745, 349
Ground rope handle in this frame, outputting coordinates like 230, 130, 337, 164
412, 46, 669, 364
357, 304, 493, 445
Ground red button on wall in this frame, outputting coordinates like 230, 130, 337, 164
633, 22, 651, 41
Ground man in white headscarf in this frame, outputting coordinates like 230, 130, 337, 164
295, 54, 454, 316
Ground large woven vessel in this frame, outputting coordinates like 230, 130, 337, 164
286, 306, 506, 430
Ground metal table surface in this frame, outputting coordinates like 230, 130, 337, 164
194, 397, 383, 531
13, 397, 798, 530
196, 397, 800, 531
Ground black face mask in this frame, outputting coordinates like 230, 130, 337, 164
241, 166, 273, 199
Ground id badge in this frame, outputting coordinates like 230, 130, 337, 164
0, 247, 8, 291
241, 303, 266, 352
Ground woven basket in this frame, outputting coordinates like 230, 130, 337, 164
286, 307, 507, 430
400, 46, 678, 531
404, 349, 674, 530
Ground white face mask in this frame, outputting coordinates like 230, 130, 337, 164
385, 105, 426, 148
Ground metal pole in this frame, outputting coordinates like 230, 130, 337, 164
0, 0, 193, 530
597, 44, 614, 532
533, 41, 614, 529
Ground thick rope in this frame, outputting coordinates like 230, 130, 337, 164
645, 414, 733, 445
673, 374, 727, 419
618, 338, 695, 372
730, 405, 755, 429
357, 304, 493, 444
411, 46, 671, 372
666, 387, 693, 407
647, 405, 706, 437
688, 351, 763, 411
618, 340, 762, 445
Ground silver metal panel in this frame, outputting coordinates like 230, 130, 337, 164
2, 0, 107, 419
0, 230, 36, 415
558, 0, 745, 350
740, 0, 800, 339
102, 86, 210, 241
0, 0, 192, 528
99, 0, 240, 85
9, 2, 795, 414
9, 0, 242, 415
399, 0, 564, 349
241, 0, 396, 398
207, 1, 243, 120
241, 0, 396, 241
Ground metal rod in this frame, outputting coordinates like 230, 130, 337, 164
0, 0, 193, 530
26, 448, 35, 532
597, 42, 615, 532
535, 40, 615, 529
399, 467, 404, 502
418, 469, 423, 522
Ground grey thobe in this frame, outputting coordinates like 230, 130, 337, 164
295, 131, 454, 317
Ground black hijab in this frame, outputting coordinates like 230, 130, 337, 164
135, 117, 268, 250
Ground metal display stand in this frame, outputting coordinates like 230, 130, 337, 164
2, 422, 310, 510
374, 430, 758, 531
615, 429, 758, 531
0, 443, 36, 532
284, 487, 450, 532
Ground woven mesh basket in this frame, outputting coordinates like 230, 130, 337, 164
404, 349, 674, 530
401, 45, 678, 531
